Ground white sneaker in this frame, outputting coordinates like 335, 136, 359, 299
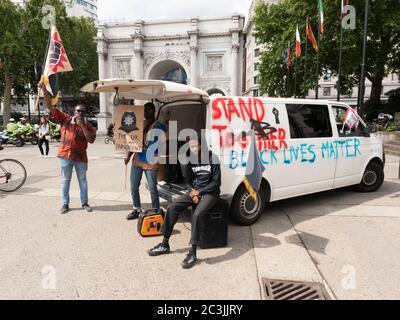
39, 155, 44, 159
44, 155, 48, 159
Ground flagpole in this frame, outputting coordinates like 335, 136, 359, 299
358, 0, 369, 118
315, 14, 321, 100
294, 58, 297, 98
304, 20, 309, 98
35, 28, 52, 114
337, 16, 344, 101
287, 64, 290, 96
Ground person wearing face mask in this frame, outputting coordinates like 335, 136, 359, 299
148, 138, 221, 269
39, 83, 96, 214
124, 102, 167, 220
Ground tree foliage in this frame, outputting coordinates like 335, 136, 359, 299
0, 0, 98, 125
253, 0, 400, 111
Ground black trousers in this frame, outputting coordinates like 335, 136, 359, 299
38, 137, 49, 156
161, 193, 219, 245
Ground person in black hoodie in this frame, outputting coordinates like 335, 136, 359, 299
148, 138, 221, 269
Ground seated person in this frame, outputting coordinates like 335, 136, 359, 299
148, 138, 221, 269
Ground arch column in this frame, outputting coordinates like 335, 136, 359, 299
96, 27, 111, 134
230, 14, 242, 96
188, 18, 199, 88
132, 20, 144, 79
231, 44, 240, 96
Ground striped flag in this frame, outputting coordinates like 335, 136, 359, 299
318, 0, 324, 33
306, 17, 318, 52
41, 25, 73, 106
296, 25, 301, 57
243, 131, 265, 201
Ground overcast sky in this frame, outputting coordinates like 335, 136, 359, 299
97, 0, 253, 23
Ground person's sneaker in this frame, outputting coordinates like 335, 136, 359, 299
82, 203, 93, 212
60, 205, 70, 214
126, 209, 141, 220
39, 155, 44, 159
148, 243, 170, 256
44, 155, 48, 159
181, 252, 197, 269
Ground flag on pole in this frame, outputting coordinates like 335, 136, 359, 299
341, 0, 349, 17
296, 25, 301, 57
342, 106, 365, 132
41, 25, 73, 106
318, 0, 324, 34
243, 131, 265, 201
306, 17, 319, 52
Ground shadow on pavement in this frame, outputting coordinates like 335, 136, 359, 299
168, 179, 400, 266
93, 204, 133, 212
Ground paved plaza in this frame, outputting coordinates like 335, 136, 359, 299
1, 141, 400, 299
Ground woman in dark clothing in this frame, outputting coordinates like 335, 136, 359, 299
38, 116, 50, 158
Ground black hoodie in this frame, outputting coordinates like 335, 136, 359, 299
186, 152, 221, 196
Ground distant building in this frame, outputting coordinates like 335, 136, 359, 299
63, 0, 98, 20
11, 0, 98, 19
243, 0, 279, 97
308, 73, 400, 107
95, 15, 245, 133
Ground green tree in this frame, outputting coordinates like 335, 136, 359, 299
0, 0, 98, 126
254, 0, 400, 112
61, 16, 98, 104
0, 0, 24, 125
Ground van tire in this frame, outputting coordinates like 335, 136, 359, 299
230, 184, 267, 226
355, 162, 384, 192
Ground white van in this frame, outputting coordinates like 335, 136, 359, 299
82, 80, 385, 225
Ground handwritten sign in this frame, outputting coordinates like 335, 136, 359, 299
114, 105, 144, 152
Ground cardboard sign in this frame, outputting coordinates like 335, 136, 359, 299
114, 105, 144, 152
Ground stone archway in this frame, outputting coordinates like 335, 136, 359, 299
207, 88, 225, 96
148, 60, 188, 84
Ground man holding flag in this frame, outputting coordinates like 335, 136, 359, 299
39, 26, 96, 214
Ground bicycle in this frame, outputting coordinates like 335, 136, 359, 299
0, 159, 27, 192
104, 136, 115, 145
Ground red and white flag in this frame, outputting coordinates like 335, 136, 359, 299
295, 25, 301, 57
318, 0, 324, 34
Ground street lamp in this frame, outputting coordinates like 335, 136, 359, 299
357, 0, 370, 118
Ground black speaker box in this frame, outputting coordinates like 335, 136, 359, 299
199, 199, 229, 249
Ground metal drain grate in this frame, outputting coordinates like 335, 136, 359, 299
263, 278, 330, 300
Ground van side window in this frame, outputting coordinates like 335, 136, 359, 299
332, 106, 369, 137
286, 104, 333, 139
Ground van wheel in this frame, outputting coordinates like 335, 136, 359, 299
355, 162, 384, 192
231, 184, 267, 226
